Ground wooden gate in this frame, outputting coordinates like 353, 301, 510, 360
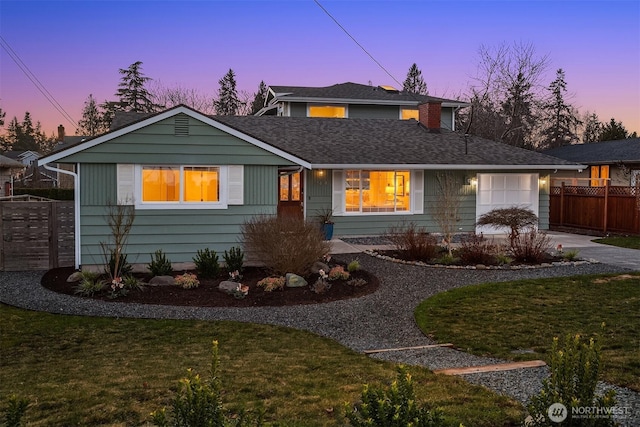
0, 201, 75, 271
549, 184, 640, 235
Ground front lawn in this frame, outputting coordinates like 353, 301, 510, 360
415, 273, 640, 391
592, 235, 640, 249
0, 304, 524, 426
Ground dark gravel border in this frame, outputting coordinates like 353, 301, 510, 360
1, 258, 638, 425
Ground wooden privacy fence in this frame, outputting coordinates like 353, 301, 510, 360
550, 184, 640, 235
0, 201, 74, 271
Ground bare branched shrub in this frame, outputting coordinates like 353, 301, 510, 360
241, 216, 330, 276
511, 229, 553, 263
100, 202, 135, 281
476, 206, 538, 247
457, 234, 502, 265
384, 221, 439, 261
430, 172, 463, 255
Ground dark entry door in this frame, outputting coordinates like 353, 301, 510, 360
277, 171, 303, 220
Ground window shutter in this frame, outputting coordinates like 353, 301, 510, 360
411, 170, 424, 214
227, 165, 244, 205
332, 170, 344, 214
117, 164, 135, 205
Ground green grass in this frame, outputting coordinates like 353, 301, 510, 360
0, 304, 523, 426
415, 272, 640, 391
592, 235, 640, 249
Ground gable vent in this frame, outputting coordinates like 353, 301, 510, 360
174, 115, 189, 136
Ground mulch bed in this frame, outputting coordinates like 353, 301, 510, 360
41, 265, 379, 308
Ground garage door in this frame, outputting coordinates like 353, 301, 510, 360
476, 173, 539, 234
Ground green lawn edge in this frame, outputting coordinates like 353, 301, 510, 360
0, 303, 523, 426
592, 236, 640, 250
414, 272, 640, 391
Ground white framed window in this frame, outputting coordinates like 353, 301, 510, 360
333, 169, 423, 215
117, 164, 244, 209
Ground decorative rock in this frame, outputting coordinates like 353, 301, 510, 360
476, 264, 487, 270
311, 261, 330, 274
218, 281, 239, 295
149, 276, 175, 286
66, 272, 83, 282
285, 273, 308, 288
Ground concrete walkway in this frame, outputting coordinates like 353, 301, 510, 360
329, 231, 640, 271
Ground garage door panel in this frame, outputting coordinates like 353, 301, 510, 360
476, 173, 539, 234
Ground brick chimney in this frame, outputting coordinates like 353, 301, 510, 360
418, 101, 442, 130
57, 125, 65, 143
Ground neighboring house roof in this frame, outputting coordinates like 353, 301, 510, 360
0, 154, 26, 169
4, 150, 42, 163
541, 138, 640, 165
266, 82, 470, 108
40, 105, 582, 171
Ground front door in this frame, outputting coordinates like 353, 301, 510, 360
277, 171, 303, 219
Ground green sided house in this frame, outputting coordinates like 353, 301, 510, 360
39, 104, 584, 270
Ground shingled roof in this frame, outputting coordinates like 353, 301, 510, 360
542, 138, 640, 164
268, 82, 468, 106
214, 115, 578, 168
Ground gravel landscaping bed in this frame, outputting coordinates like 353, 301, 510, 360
1, 257, 638, 425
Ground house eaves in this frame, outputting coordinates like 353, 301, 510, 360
38, 105, 311, 169
309, 163, 586, 171
271, 96, 469, 108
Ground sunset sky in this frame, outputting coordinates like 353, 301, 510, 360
1, 0, 639, 140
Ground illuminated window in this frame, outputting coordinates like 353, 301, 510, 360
142, 167, 180, 202
590, 165, 609, 187
345, 170, 409, 213
308, 105, 346, 118
141, 166, 221, 205
400, 108, 419, 120
184, 167, 219, 202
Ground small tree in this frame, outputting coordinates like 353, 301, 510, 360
402, 63, 428, 95
77, 94, 107, 136
249, 81, 268, 115
214, 69, 240, 115
430, 172, 463, 255
476, 206, 538, 248
100, 202, 136, 282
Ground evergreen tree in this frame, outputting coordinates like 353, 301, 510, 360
597, 118, 633, 141
538, 69, 580, 150
501, 72, 536, 149
214, 69, 240, 115
250, 80, 268, 115
4, 112, 51, 152
581, 112, 602, 143
77, 94, 106, 136
402, 63, 428, 95
115, 61, 160, 113
0, 107, 5, 127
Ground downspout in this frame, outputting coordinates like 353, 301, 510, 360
42, 163, 80, 270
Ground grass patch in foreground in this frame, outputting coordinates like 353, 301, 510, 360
0, 303, 523, 426
415, 272, 640, 391
592, 235, 640, 249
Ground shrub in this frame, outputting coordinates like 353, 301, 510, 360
193, 248, 220, 279
175, 273, 200, 289
73, 271, 104, 296
347, 278, 367, 287
106, 250, 132, 278
148, 249, 173, 277
107, 276, 129, 299
2, 394, 29, 427
511, 229, 553, 264
347, 259, 361, 272
223, 247, 244, 273
476, 206, 538, 247
328, 266, 350, 281
457, 234, 500, 265
562, 249, 580, 261
123, 275, 144, 292
150, 340, 261, 427
256, 276, 285, 292
384, 221, 439, 261
344, 366, 445, 427
525, 333, 616, 426
241, 216, 330, 276
434, 253, 458, 265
